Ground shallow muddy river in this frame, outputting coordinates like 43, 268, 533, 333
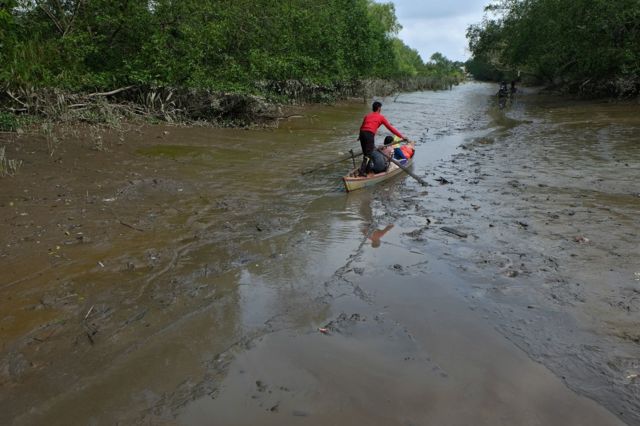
1, 82, 638, 425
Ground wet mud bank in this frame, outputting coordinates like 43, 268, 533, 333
0, 83, 637, 425
0, 100, 378, 424
377, 90, 640, 423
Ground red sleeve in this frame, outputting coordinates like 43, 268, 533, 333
380, 116, 404, 139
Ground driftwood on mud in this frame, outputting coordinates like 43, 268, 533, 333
83, 305, 95, 321
118, 220, 145, 233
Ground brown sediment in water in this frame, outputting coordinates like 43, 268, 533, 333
0, 83, 637, 425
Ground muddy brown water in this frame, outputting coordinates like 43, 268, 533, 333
0, 82, 637, 425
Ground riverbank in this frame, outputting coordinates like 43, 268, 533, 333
0, 77, 462, 132
1, 82, 637, 425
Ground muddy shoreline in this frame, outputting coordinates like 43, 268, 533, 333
376, 89, 640, 422
1, 83, 638, 425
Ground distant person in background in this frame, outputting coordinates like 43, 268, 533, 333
510, 80, 517, 95
497, 81, 509, 109
497, 81, 509, 98
358, 101, 406, 176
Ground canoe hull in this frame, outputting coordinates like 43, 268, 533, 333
342, 158, 413, 192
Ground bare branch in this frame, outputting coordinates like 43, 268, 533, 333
63, 0, 85, 37
87, 86, 136, 98
5, 91, 28, 108
37, 2, 65, 35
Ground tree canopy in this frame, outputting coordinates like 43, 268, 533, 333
0, 0, 461, 94
466, 0, 640, 96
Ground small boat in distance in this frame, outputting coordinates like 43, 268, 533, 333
342, 155, 414, 192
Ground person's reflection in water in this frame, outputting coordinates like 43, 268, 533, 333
365, 224, 394, 248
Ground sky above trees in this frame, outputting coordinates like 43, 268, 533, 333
387, 0, 487, 61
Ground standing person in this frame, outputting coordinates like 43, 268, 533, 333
497, 81, 509, 109
358, 101, 406, 176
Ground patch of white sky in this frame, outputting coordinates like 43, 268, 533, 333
385, 0, 490, 62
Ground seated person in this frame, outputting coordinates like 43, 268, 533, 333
384, 137, 414, 167
396, 140, 415, 160
365, 136, 397, 174
367, 149, 388, 173
367, 136, 414, 174
381, 135, 398, 159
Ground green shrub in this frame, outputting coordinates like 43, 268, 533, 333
0, 112, 19, 132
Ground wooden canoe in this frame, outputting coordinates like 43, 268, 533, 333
342, 156, 413, 192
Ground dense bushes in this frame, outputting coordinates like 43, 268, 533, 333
466, 0, 640, 96
0, 0, 462, 96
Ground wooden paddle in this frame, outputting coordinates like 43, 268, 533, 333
301, 150, 363, 175
388, 156, 429, 187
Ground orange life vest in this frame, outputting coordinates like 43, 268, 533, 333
400, 145, 414, 159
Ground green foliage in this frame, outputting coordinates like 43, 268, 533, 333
464, 56, 505, 81
467, 0, 640, 95
0, 111, 19, 131
391, 39, 422, 77
418, 52, 465, 86
0, 0, 463, 96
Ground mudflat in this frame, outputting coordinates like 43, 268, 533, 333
0, 83, 637, 425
